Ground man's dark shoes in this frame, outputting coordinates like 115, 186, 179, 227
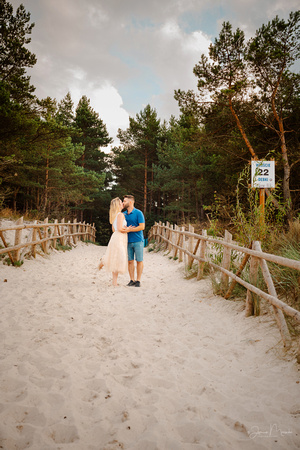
134, 281, 141, 287
127, 280, 136, 286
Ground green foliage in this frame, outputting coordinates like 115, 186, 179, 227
1, 2, 300, 241
268, 220, 300, 310
2, 257, 23, 267
74, 95, 112, 172
56, 92, 74, 127
0, 2, 112, 226
112, 104, 161, 215
246, 11, 300, 213
175, 13, 300, 218
0, 0, 36, 103
56, 243, 72, 252
232, 164, 286, 246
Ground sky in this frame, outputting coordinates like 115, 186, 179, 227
10, 0, 299, 147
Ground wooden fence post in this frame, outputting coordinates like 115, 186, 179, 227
245, 241, 260, 316
224, 244, 252, 299
157, 221, 161, 244
179, 227, 184, 263
188, 224, 194, 269
167, 222, 172, 251
164, 221, 168, 250
78, 221, 81, 241
60, 218, 66, 246
82, 221, 85, 241
0, 230, 14, 264
92, 223, 96, 242
73, 219, 77, 244
220, 230, 232, 293
85, 221, 88, 241
197, 230, 207, 280
173, 225, 179, 258
256, 241, 291, 348
182, 230, 187, 269
168, 223, 172, 251
14, 217, 23, 262
54, 219, 59, 248
44, 218, 50, 254
32, 220, 37, 258
67, 220, 71, 245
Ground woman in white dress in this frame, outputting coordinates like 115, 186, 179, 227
99, 197, 128, 286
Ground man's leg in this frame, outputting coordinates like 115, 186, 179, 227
128, 260, 135, 281
135, 241, 144, 285
136, 261, 143, 281
127, 243, 135, 283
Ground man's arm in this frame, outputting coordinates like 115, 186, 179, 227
127, 222, 145, 232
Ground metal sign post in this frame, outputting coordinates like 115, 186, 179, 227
259, 187, 265, 226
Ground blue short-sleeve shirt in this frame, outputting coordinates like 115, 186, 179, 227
124, 207, 145, 243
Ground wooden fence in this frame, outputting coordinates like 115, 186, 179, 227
149, 221, 300, 352
0, 217, 96, 265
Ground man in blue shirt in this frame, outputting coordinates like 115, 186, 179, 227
123, 195, 145, 287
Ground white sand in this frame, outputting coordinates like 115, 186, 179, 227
0, 242, 299, 450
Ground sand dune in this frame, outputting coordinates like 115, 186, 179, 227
0, 242, 299, 449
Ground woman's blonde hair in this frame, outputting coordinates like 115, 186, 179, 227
109, 197, 122, 224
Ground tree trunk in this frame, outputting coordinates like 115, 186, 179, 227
195, 182, 200, 221
271, 88, 292, 217
13, 188, 19, 213
143, 151, 148, 215
44, 156, 49, 214
149, 168, 154, 215
228, 95, 287, 214
181, 180, 185, 222
228, 96, 258, 160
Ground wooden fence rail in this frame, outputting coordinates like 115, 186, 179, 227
148, 221, 300, 352
0, 217, 96, 265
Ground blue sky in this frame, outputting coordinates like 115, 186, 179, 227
10, 0, 299, 146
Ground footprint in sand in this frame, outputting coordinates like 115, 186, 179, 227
47, 423, 79, 444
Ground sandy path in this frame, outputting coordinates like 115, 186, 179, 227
0, 242, 299, 450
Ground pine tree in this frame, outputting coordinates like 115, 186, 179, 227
0, 0, 36, 104
56, 92, 74, 127
246, 11, 300, 215
112, 104, 161, 214
74, 95, 112, 172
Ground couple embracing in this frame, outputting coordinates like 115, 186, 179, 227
99, 195, 145, 287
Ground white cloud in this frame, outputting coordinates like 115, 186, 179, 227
10, 0, 299, 141
161, 19, 182, 38
91, 83, 130, 145
69, 81, 129, 148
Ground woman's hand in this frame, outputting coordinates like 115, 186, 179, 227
119, 225, 134, 233
121, 225, 133, 233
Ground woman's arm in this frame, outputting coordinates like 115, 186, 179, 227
117, 212, 127, 233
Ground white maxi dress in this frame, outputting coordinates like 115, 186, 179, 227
102, 213, 128, 274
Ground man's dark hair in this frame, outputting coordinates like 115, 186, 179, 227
124, 195, 135, 202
